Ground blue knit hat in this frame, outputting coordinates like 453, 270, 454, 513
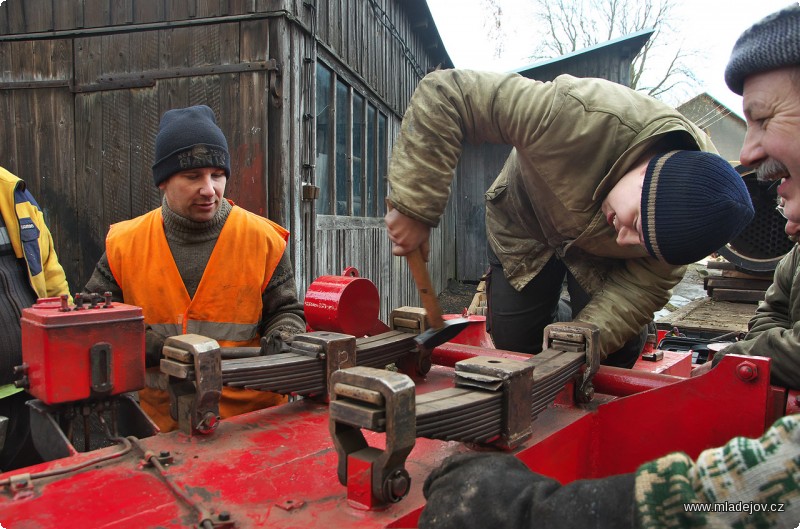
152, 105, 231, 186
725, 4, 800, 95
641, 151, 754, 265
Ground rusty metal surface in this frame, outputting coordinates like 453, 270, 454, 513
416, 387, 502, 442
329, 367, 416, 509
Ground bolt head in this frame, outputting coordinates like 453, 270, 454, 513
736, 361, 759, 381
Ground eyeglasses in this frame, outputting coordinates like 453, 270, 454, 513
776, 204, 788, 219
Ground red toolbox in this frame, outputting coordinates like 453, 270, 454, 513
20, 295, 145, 404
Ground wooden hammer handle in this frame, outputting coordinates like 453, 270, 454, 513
385, 198, 444, 329
405, 247, 444, 330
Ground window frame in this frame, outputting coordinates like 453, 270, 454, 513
315, 60, 390, 219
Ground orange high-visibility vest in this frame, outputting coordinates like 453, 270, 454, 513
106, 203, 290, 431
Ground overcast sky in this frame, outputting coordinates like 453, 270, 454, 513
427, 0, 795, 115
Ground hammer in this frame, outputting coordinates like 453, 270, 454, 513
386, 199, 470, 349
404, 246, 470, 350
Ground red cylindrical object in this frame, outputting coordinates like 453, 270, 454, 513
304, 268, 380, 337
592, 366, 683, 396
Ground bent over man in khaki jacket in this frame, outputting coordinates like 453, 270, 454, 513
386, 70, 754, 365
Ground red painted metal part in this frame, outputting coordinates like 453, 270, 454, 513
20, 298, 145, 404
787, 389, 800, 415
347, 452, 380, 510
0, 350, 776, 528
304, 268, 381, 337
442, 314, 494, 348
1, 282, 786, 527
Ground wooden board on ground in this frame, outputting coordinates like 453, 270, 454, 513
656, 297, 757, 335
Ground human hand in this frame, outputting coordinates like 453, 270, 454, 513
691, 360, 714, 377
145, 325, 168, 368
419, 453, 555, 529
384, 207, 431, 260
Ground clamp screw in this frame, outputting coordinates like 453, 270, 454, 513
218, 511, 231, 522
196, 412, 220, 434
383, 469, 411, 502
160, 450, 171, 458
736, 361, 758, 382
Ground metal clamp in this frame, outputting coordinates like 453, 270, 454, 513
542, 322, 601, 403
389, 306, 433, 375
329, 366, 416, 510
293, 332, 357, 396
454, 356, 535, 448
160, 335, 222, 435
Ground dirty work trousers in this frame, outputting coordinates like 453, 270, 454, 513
486, 251, 645, 368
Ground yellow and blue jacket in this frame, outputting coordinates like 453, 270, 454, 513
0, 166, 69, 298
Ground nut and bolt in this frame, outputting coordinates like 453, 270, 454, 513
196, 412, 220, 434
383, 469, 410, 502
736, 361, 759, 382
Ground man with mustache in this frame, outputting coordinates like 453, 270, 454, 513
697, 3, 800, 391
84, 105, 306, 431
416, 7, 800, 529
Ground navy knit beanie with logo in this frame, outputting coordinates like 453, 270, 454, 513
725, 3, 800, 95
640, 151, 754, 265
152, 105, 231, 187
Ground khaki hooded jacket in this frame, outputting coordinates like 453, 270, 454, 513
715, 246, 800, 390
387, 70, 718, 354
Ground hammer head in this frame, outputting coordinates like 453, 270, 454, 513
414, 317, 471, 350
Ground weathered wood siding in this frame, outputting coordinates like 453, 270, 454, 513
295, 0, 456, 319
1, 11, 282, 292
0, 0, 453, 323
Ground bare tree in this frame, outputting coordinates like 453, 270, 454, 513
481, 0, 505, 59
528, 0, 700, 102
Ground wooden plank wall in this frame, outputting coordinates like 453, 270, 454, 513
0, 0, 278, 292
452, 143, 512, 282
0, 37, 80, 288
0, 0, 454, 322
316, 0, 434, 123
70, 20, 269, 285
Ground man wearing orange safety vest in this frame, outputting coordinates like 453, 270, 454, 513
84, 105, 306, 432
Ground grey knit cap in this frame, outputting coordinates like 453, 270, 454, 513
152, 105, 231, 187
725, 3, 800, 95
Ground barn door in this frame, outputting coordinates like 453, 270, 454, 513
70, 20, 279, 289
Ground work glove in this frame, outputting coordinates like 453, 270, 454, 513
145, 325, 167, 368
262, 324, 306, 355
419, 453, 636, 529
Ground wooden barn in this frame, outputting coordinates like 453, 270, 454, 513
677, 92, 746, 162
452, 30, 655, 282
0, 0, 454, 320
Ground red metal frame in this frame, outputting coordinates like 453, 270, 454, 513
0, 351, 775, 528
1, 284, 784, 527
